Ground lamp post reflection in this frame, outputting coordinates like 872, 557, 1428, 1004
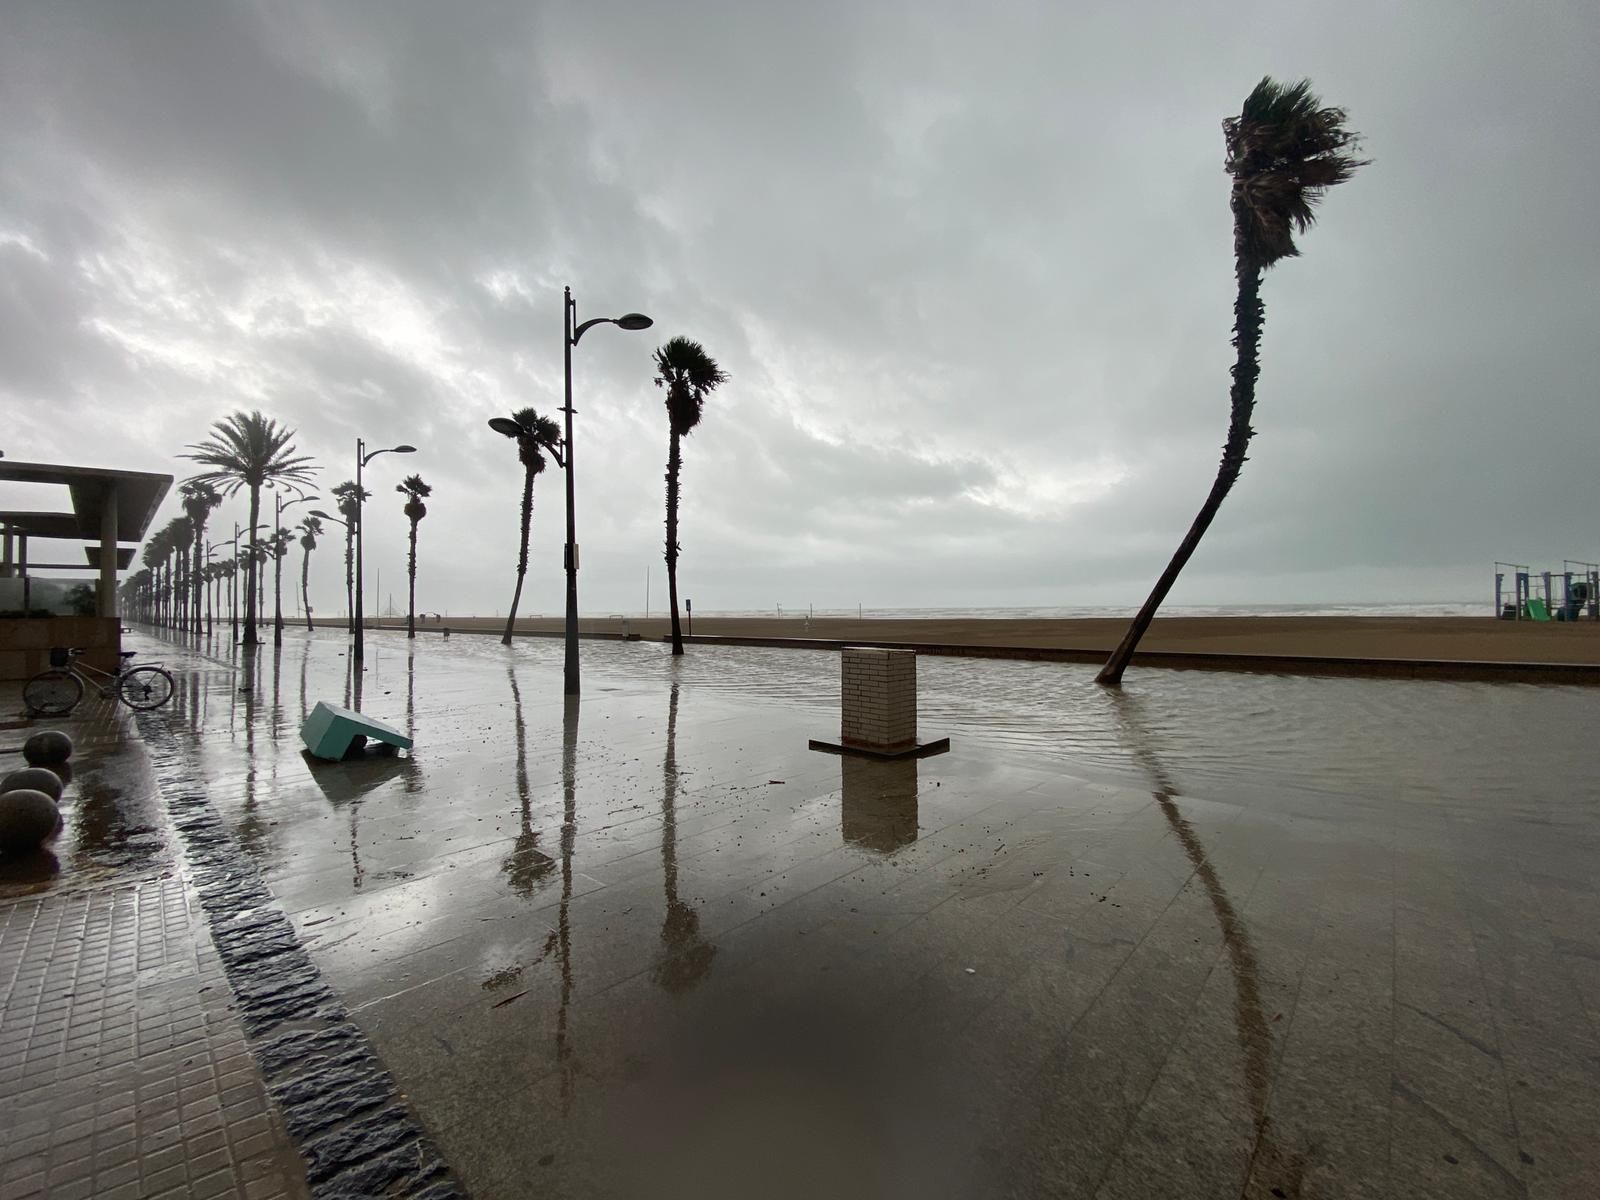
653, 675, 716, 993
557, 694, 579, 1111
501, 664, 554, 897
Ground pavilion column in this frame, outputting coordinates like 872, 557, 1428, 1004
1, 525, 12, 578
99, 484, 119, 618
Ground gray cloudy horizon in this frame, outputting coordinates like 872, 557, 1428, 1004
2, 1, 1596, 618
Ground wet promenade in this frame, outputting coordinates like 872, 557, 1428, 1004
13, 624, 1600, 1198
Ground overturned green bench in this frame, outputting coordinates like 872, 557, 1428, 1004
300, 701, 413, 761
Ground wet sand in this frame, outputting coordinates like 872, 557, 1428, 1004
358, 614, 1600, 667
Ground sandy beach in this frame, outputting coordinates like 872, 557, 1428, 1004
348, 613, 1600, 670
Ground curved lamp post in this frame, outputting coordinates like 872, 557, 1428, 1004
558, 287, 652, 696
352, 440, 416, 663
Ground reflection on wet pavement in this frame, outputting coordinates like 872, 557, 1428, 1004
840, 757, 920, 854
0, 690, 168, 895
133, 627, 1600, 1199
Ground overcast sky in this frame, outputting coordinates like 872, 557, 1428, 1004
2, 1, 1595, 616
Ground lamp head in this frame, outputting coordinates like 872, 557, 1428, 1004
394, 444, 417, 454
615, 313, 653, 331
487, 417, 522, 438
309, 510, 332, 521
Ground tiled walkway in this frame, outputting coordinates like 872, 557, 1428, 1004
0, 880, 307, 1200
0, 680, 309, 1200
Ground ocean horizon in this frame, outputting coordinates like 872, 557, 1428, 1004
582, 601, 1491, 621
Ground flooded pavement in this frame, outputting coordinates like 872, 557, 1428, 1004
127, 625, 1599, 1199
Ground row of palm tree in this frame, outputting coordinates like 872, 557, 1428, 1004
122, 412, 434, 642
135, 77, 1361, 686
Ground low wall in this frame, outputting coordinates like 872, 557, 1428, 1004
0, 616, 122, 681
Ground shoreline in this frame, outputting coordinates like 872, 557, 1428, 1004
324, 614, 1600, 683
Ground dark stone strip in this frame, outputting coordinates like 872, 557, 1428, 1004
138, 721, 467, 1200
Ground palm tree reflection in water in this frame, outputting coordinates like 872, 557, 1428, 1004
1108, 690, 1304, 1192
653, 675, 716, 993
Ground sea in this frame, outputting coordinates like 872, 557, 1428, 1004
678, 602, 1485, 620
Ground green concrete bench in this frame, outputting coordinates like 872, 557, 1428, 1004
300, 701, 413, 761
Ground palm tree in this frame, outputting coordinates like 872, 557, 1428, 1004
182, 412, 317, 647
396, 474, 432, 639
488, 408, 563, 646
179, 481, 222, 635
169, 517, 195, 632
653, 337, 727, 655
330, 481, 368, 634
1097, 77, 1364, 686
140, 534, 165, 627
298, 516, 323, 631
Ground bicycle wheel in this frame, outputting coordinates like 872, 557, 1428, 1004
23, 669, 84, 716
118, 666, 175, 711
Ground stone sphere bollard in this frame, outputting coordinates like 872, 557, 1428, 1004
22, 730, 74, 767
1, 767, 65, 802
0, 789, 63, 855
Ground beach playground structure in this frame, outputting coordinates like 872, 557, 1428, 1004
1495, 560, 1599, 621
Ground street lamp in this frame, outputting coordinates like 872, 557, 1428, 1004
271, 488, 319, 647
559, 286, 652, 695
353, 439, 416, 663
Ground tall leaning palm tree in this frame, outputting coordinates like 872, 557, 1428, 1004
298, 516, 323, 631
179, 481, 222, 635
330, 481, 368, 634
1097, 77, 1364, 686
183, 412, 317, 647
654, 337, 727, 655
489, 409, 563, 646
396, 474, 432, 639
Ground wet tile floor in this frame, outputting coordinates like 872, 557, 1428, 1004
0, 687, 309, 1199
17, 625, 1600, 1198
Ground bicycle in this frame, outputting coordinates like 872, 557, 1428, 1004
22, 647, 176, 716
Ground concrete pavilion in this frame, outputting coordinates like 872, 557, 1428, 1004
0, 458, 172, 678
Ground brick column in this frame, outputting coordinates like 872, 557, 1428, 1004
840, 647, 917, 753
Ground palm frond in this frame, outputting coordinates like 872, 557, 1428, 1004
181, 410, 319, 491
1224, 76, 1366, 268
653, 336, 728, 437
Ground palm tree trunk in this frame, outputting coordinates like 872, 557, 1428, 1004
1097, 263, 1264, 685
273, 539, 284, 646
192, 531, 204, 634
302, 544, 314, 631
343, 528, 354, 634
665, 429, 684, 655
503, 468, 534, 646
243, 488, 260, 644
407, 518, 418, 638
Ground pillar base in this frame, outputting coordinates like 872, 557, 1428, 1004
808, 737, 950, 761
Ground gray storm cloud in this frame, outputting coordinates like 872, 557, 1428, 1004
1, 0, 1594, 614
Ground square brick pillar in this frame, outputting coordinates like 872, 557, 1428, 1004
840, 647, 917, 754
